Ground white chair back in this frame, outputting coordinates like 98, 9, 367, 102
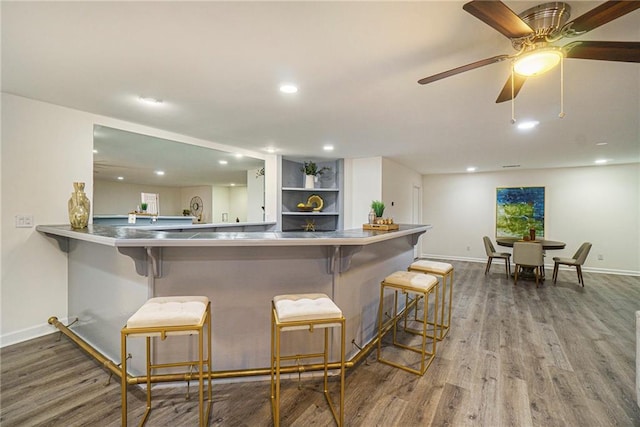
513, 242, 543, 267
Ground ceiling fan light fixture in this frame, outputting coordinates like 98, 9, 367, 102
513, 48, 564, 76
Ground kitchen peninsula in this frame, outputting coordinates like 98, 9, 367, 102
37, 223, 430, 378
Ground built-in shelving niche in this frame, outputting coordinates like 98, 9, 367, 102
280, 158, 343, 232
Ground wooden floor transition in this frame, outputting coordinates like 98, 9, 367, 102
2, 260, 639, 426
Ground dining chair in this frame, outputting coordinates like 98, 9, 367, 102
483, 236, 511, 276
513, 242, 544, 287
552, 242, 592, 286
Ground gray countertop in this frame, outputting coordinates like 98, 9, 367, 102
36, 223, 431, 247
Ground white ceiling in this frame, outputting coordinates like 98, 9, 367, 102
2, 1, 639, 175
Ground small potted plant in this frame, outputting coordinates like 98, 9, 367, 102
140, 202, 148, 213
301, 161, 330, 189
371, 200, 385, 219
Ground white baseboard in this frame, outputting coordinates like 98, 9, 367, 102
419, 254, 640, 276
0, 316, 69, 348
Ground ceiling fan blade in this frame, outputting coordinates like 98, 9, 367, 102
564, 41, 640, 62
463, 0, 534, 39
495, 73, 527, 103
418, 55, 510, 85
564, 1, 640, 34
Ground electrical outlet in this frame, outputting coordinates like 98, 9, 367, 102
597, 254, 604, 261
15, 215, 34, 228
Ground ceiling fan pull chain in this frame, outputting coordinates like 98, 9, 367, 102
559, 56, 565, 118
510, 65, 516, 124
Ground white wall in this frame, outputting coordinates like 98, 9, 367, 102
1, 94, 91, 345
94, 180, 183, 215
229, 186, 248, 222
344, 157, 383, 228
1, 93, 274, 346
382, 157, 422, 223
421, 164, 640, 274
247, 168, 265, 222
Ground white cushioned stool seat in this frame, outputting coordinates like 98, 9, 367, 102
382, 271, 438, 292
273, 293, 342, 323
410, 260, 453, 275
126, 296, 209, 329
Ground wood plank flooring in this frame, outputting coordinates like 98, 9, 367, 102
2, 260, 639, 426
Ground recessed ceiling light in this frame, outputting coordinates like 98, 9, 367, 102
279, 84, 298, 94
595, 142, 608, 146
234, 153, 243, 158
230, 183, 236, 187
138, 96, 163, 105
323, 145, 334, 151
265, 147, 277, 153
594, 159, 608, 164
517, 120, 539, 130
219, 160, 228, 165
466, 167, 477, 172
117, 176, 124, 180
155, 170, 165, 176
93, 149, 98, 154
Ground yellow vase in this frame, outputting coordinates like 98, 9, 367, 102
68, 182, 90, 229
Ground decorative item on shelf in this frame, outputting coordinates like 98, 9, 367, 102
363, 217, 398, 231
529, 228, 536, 241
190, 196, 203, 223
68, 181, 90, 229
296, 194, 324, 212
371, 200, 385, 219
296, 203, 315, 212
183, 209, 191, 216
304, 219, 316, 231
301, 161, 330, 189
140, 202, 148, 213
307, 194, 324, 211
368, 209, 376, 225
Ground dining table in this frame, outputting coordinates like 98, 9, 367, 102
495, 237, 566, 281
495, 237, 566, 250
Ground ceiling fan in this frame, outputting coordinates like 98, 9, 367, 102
418, 0, 640, 103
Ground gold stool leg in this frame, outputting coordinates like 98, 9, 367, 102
340, 319, 345, 427
198, 323, 204, 427
272, 312, 281, 427
205, 305, 213, 425
121, 331, 127, 427
377, 282, 385, 361
142, 336, 151, 425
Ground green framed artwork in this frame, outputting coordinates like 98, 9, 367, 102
496, 187, 545, 238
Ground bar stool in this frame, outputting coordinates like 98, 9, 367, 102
121, 296, 212, 427
271, 293, 346, 427
377, 271, 439, 376
408, 260, 454, 340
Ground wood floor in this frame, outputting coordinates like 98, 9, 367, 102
2, 260, 639, 426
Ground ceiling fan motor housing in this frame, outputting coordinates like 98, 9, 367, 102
513, 2, 571, 49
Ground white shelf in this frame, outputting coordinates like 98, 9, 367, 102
282, 212, 339, 216
282, 187, 339, 192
